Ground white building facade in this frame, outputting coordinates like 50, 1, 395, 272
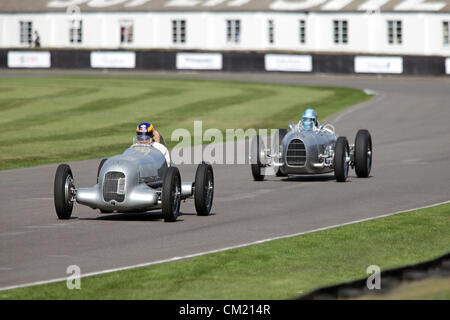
0, 0, 450, 56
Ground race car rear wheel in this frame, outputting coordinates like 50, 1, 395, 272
276, 129, 288, 177
194, 162, 214, 216
54, 164, 75, 220
251, 135, 264, 181
334, 137, 350, 182
354, 129, 372, 178
162, 167, 181, 222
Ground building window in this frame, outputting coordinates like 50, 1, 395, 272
69, 20, 82, 44
268, 19, 274, 44
226, 19, 240, 43
20, 21, 33, 45
120, 20, 133, 44
299, 20, 306, 44
172, 20, 186, 44
444, 21, 449, 46
388, 20, 402, 45
333, 20, 348, 44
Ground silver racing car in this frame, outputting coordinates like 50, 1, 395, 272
250, 121, 372, 182
53, 138, 214, 222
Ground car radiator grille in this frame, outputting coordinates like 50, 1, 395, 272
103, 171, 125, 203
286, 139, 306, 166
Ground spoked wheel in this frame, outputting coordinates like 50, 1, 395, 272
275, 129, 288, 177
354, 129, 372, 178
54, 164, 75, 220
162, 167, 181, 222
250, 135, 265, 181
334, 137, 350, 182
194, 162, 214, 216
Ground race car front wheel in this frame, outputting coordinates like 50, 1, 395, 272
194, 162, 214, 216
54, 164, 75, 219
162, 167, 181, 222
334, 137, 350, 182
354, 129, 372, 178
250, 135, 265, 181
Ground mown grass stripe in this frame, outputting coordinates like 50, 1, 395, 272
0, 86, 184, 132
0, 87, 100, 113
0, 86, 272, 147
0, 77, 371, 170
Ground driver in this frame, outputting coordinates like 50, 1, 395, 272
136, 122, 161, 144
302, 108, 319, 130
136, 122, 171, 166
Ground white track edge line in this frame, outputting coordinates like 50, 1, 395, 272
1, 199, 449, 293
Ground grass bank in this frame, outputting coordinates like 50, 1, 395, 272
0, 77, 370, 170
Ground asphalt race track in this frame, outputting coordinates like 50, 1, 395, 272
1, 72, 450, 289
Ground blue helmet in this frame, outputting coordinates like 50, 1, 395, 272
302, 108, 318, 130
136, 122, 154, 143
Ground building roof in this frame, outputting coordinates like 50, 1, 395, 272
1, 0, 450, 13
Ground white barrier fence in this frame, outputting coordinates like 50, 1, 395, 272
4, 50, 449, 76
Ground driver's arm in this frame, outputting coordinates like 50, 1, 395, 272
153, 130, 161, 143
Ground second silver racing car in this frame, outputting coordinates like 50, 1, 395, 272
250, 108, 372, 182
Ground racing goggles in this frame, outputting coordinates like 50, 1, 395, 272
137, 131, 154, 143
302, 118, 315, 129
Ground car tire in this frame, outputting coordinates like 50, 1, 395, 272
251, 163, 264, 181
54, 164, 74, 220
251, 135, 264, 181
334, 136, 349, 182
276, 167, 287, 177
354, 129, 372, 178
162, 167, 181, 222
194, 162, 214, 216
275, 129, 288, 177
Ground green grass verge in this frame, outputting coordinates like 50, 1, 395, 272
0, 76, 370, 170
2, 203, 449, 300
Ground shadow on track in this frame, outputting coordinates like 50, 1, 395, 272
277, 174, 373, 183
281, 174, 336, 182
79, 211, 182, 222
77, 211, 215, 222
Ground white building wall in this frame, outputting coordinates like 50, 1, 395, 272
0, 11, 449, 56
428, 13, 450, 55
0, 17, 3, 47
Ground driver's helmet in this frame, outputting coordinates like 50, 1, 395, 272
136, 122, 154, 144
302, 108, 318, 130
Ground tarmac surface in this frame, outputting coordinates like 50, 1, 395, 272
1, 71, 449, 289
